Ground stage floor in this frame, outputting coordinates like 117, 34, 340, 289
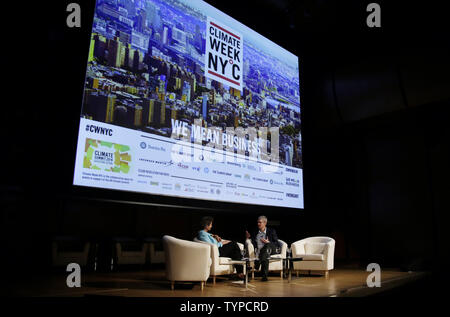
7, 266, 428, 297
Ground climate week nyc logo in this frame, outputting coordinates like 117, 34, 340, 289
205, 17, 243, 91
83, 138, 132, 174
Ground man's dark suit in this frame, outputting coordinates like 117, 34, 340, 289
250, 227, 281, 279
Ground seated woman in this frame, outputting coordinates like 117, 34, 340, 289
197, 216, 245, 279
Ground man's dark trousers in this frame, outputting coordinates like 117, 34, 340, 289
255, 242, 277, 278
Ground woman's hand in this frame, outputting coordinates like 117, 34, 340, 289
245, 231, 250, 239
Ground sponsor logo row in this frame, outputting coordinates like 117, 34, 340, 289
138, 160, 299, 187
136, 178, 300, 200
138, 163, 300, 187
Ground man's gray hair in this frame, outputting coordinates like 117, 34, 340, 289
258, 215, 268, 223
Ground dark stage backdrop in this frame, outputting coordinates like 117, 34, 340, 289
2, 1, 450, 282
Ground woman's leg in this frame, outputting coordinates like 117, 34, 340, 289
219, 242, 243, 273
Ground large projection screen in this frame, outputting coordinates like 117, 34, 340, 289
73, 0, 304, 209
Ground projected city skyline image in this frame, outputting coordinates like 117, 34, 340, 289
82, 0, 302, 168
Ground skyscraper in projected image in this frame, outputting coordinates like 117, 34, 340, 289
202, 93, 208, 120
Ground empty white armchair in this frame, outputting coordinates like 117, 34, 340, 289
245, 239, 287, 279
194, 238, 244, 284
163, 235, 211, 290
291, 237, 335, 277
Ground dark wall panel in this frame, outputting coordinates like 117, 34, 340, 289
426, 109, 450, 271
400, 49, 450, 108
364, 118, 433, 269
334, 56, 405, 122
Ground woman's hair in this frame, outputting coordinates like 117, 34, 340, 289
200, 216, 214, 229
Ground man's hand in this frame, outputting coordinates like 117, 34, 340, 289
260, 238, 270, 244
245, 231, 250, 239
212, 234, 222, 242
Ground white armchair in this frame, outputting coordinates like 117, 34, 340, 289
193, 238, 244, 284
291, 237, 335, 277
245, 239, 287, 279
163, 235, 211, 290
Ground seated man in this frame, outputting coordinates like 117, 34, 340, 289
197, 216, 245, 279
245, 215, 281, 281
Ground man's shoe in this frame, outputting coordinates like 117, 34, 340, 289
261, 276, 268, 282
